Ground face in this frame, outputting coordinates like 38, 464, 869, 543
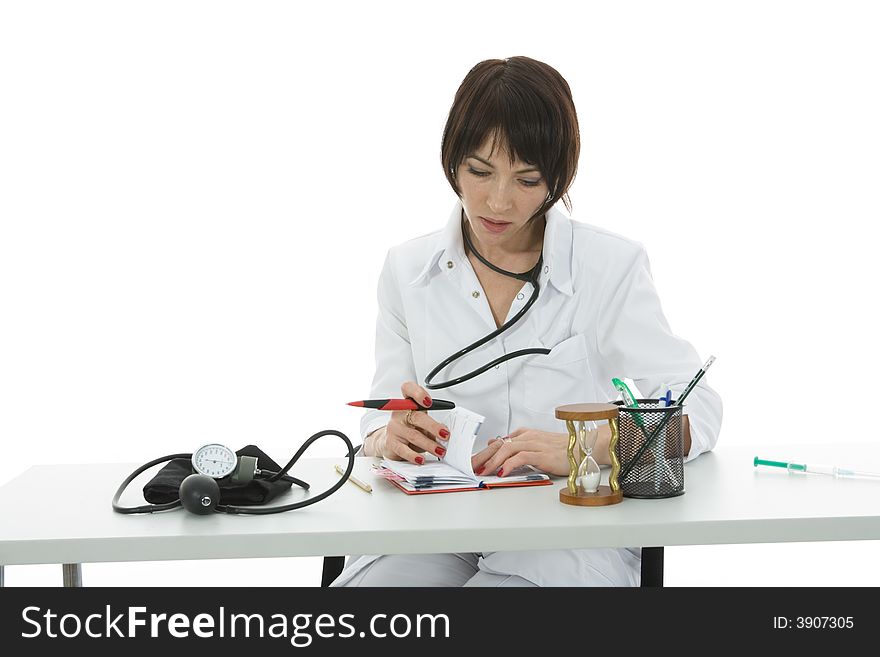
456, 137, 550, 250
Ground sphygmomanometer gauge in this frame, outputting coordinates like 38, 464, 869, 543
191, 443, 238, 479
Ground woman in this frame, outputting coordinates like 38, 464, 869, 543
333, 56, 722, 587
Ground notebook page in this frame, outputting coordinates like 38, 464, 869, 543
378, 406, 485, 484
378, 459, 474, 484
438, 406, 484, 477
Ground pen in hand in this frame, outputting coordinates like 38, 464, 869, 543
347, 398, 456, 411
335, 464, 373, 493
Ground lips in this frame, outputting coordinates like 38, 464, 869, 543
480, 216, 511, 233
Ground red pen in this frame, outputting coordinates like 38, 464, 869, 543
347, 398, 456, 411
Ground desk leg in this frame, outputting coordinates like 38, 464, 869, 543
321, 556, 345, 587
0, 565, 4, 587
62, 563, 82, 588
640, 547, 664, 587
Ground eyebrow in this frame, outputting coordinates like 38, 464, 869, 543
466, 154, 541, 175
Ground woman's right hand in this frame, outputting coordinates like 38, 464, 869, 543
373, 381, 450, 465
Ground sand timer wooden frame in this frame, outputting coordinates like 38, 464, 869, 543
556, 403, 624, 506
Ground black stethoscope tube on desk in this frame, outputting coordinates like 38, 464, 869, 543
424, 217, 551, 390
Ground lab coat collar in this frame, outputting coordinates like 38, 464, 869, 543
408, 201, 574, 296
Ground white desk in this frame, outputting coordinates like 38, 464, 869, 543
2, 443, 879, 585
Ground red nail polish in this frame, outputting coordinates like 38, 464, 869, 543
497, 468, 504, 477
415, 456, 424, 465
435, 446, 446, 457
423, 396, 432, 407
439, 429, 450, 439
475, 466, 484, 475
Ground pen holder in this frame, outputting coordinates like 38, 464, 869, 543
614, 400, 685, 499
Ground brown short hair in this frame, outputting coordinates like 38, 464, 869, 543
441, 56, 580, 218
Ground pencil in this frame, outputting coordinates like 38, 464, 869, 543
335, 464, 372, 493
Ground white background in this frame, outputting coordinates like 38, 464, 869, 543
1, 0, 878, 586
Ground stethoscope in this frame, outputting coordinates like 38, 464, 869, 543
112, 429, 355, 515
425, 213, 551, 390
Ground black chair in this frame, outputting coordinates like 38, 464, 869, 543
321, 556, 346, 587
321, 547, 664, 587
639, 547, 664, 587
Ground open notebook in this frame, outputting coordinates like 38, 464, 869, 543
374, 406, 552, 494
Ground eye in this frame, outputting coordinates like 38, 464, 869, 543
467, 167, 490, 177
519, 179, 542, 187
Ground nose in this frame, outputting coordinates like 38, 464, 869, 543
487, 178, 514, 215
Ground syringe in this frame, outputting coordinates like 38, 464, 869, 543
754, 456, 880, 480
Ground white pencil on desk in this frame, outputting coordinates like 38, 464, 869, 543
335, 464, 373, 493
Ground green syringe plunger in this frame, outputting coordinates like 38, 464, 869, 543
754, 456, 880, 480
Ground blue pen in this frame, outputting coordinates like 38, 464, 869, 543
654, 391, 670, 491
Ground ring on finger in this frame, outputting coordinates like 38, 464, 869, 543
502, 437, 513, 443
405, 410, 415, 427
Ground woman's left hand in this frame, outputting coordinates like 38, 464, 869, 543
471, 428, 571, 477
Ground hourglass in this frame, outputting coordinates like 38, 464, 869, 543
556, 403, 624, 506
576, 421, 601, 493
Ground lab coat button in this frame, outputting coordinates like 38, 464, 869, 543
446, 261, 454, 269
544, 265, 550, 274
472, 291, 480, 298
517, 293, 524, 300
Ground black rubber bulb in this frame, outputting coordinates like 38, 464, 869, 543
179, 474, 221, 514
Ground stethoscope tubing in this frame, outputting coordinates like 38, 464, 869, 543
425, 216, 551, 390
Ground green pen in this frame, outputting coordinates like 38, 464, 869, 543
612, 377, 669, 491
611, 378, 645, 427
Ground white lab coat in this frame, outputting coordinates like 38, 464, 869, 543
336, 201, 723, 586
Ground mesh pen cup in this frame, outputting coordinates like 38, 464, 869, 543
614, 400, 685, 499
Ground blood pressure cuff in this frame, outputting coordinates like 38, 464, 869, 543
142, 445, 292, 505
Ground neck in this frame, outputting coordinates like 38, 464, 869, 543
462, 220, 542, 282
463, 214, 545, 268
